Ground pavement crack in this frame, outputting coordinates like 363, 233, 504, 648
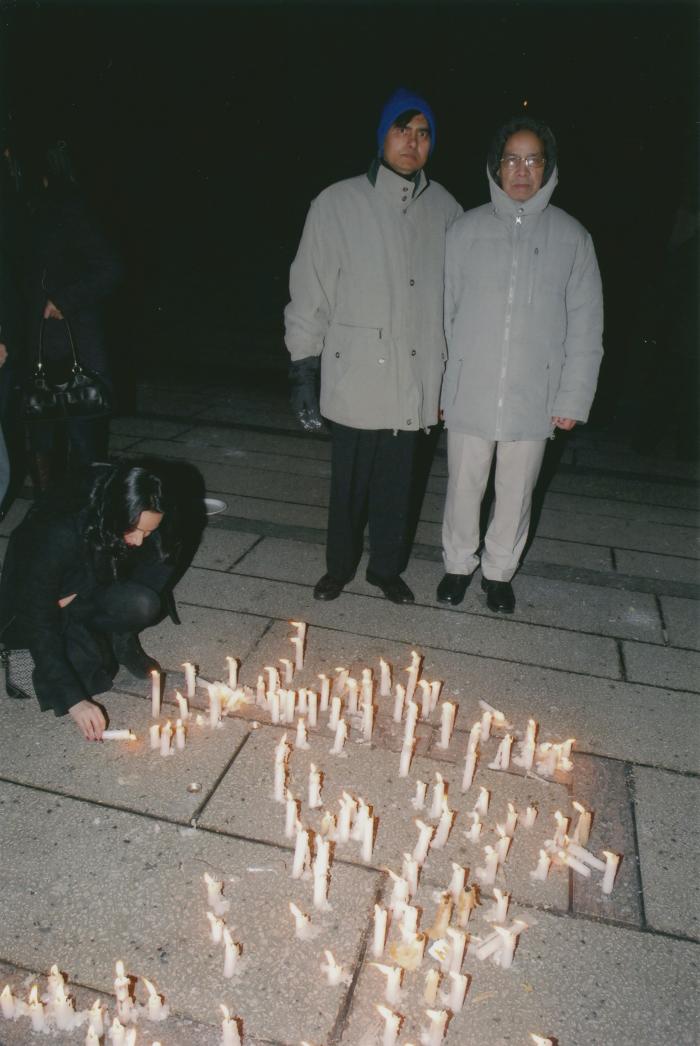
189, 729, 252, 825
623, 763, 648, 930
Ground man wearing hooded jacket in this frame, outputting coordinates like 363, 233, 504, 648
437, 116, 603, 614
285, 88, 462, 604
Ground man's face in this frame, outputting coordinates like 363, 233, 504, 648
499, 130, 546, 202
383, 114, 431, 177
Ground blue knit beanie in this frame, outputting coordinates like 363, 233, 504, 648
377, 87, 436, 156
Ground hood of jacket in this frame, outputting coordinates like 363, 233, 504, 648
487, 163, 559, 220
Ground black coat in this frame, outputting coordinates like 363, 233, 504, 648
26, 187, 123, 381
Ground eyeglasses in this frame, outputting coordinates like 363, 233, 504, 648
500, 154, 546, 170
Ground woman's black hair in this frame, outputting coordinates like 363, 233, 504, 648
84, 463, 168, 579
487, 116, 558, 187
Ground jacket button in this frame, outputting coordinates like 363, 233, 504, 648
401, 196, 408, 203
407, 419, 413, 425
335, 351, 340, 358
411, 349, 416, 356
409, 279, 415, 286
378, 358, 385, 364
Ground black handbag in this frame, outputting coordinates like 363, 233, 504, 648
0, 645, 36, 701
24, 318, 112, 421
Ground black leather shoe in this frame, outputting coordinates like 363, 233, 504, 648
111, 633, 162, 678
481, 578, 515, 614
365, 570, 415, 605
313, 573, 347, 601
436, 572, 471, 606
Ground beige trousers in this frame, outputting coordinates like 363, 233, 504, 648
442, 432, 547, 581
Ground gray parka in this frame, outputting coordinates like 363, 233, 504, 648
285, 163, 462, 431
441, 166, 604, 441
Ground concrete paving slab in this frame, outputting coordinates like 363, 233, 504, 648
140, 602, 272, 685
110, 416, 193, 439
539, 490, 700, 528
167, 424, 332, 461
191, 460, 331, 506
198, 490, 327, 531
569, 754, 642, 927
198, 723, 571, 912
574, 444, 700, 481
660, 595, 700, 651
633, 766, 700, 939
0, 691, 250, 822
191, 527, 260, 571
623, 641, 700, 693
243, 620, 700, 773
550, 472, 700, 511
178, 567, 622, 679
232, 535, 663, 643
340, 907, 700, 1046
0, 782, 379, 1043
536, 508, 700, 558
126, 435, 334, 478
524, 535, 614, 572
614, 548, 700, 585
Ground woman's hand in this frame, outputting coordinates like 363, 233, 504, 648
69, 700, 106, 741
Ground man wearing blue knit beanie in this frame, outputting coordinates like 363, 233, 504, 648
285, 88, 461, 604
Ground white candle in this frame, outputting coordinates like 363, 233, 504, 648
413, 819, 434, 865
171, 690, 188, 721
418, 679, 432, 720
256, 674, 265, 705
28, 986, 46, 1031
456, 885, 478, 928
411, 780, 427, 810
361, 815, 375, 863
175, 718, 186, 750
85, 1025, 100, 1046
601, 851, 621, 894
207, 910, 225, 943
535, 742, 557, 777
474, 786, 490, 817
158, 720, 172, 756
318, 674, 330, 710
362, 702, 374, 742
204, 873, 229, 915
447, 927, 467, 974
101, 729, 136, 741
352, 798, 369, 842
372, 963, 402, 1005
108, 1017, 126, 1046
403, 700, 419, 746
559, 849, 592, 878
424, 1008, 448, 1046
142, 978, 168, 1020
274, 759, 287, 803
182, 662, 196, 699
489, 733, 513, 770
209, 687, 223, 728
553, 810, 570, 846
220, 1005, 241, 1046
476, 845, 499, 885
0, 985, 15, 1019
289, 901, 312, 939
402, 852, 419, 896
296, 717, 310, 749
405, 649, 421, 703
117, 993, 135, 1024
495, 826, 511, 864
430, 772, 446, 818
290, 636, 304, 672
379, 658, 392, 696
149, 723, 160, 750
87, 999, 104, 1037
399, 903, 418, 939
530, 1035, 554, 1045
448, 970, 468, 1011
279, 657, 294, 686
480, 709, 492, 741
530, 849, 551, 881
376, 1005, 401, 1046
283, 689, 296, 723
565, 839, 606, 871
223, 929, 240, 978
572, 801, 592, 846
438, 701, 456, 749
474, 931, 502, 962
392, 683, 406, 724
431, 802, 454, 849
313, 869, 329, 911
398, 739, 415, 778
270, 690, 281, 724
334, 666, 349, 695
292, 826, 310, 878
307, 765, 322, 809
150, 669, 161, 718
465, 811, 482, 843
53, 984, 74, 1029
114, 961, 130, 1003
346, 677, 359, 715
372, 904, 388, 957
422, 968, 439, 1006
330, 717, 347, 755
461, 746, 478, 792
305, 686, 315, 728
505, 802, 518, 836
484, 888, 509, 923
265, 665, 280, 694
448, 862, 466, 902
523, 804, 538, 828
388, 870, 410, 911
291, 619, 307, 644
361, 667, 373, 705
321, 950, 344, 986
328, 695, 341, 730
337, 792, 355, 843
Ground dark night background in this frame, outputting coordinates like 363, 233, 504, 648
2, 0, 698, 423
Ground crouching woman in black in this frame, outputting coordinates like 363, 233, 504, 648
0, 462, 178, 740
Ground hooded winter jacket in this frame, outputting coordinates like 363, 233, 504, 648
285, 163, 462, 431
441, 166, 603, 441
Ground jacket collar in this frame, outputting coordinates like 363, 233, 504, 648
367, 157, 429, 201
487, 163, 558, 220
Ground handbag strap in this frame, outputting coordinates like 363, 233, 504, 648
37, 316, 81, 375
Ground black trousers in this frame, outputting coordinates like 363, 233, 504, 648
326, 422, 418, 581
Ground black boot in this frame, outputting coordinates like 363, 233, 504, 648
111, 633, 161, 678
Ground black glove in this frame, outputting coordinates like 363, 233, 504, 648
289, 355, 323, 431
